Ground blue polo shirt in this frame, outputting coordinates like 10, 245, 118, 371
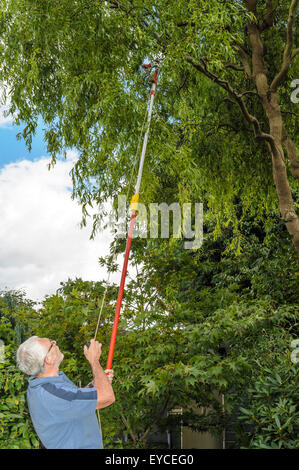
27, 371, 102, 449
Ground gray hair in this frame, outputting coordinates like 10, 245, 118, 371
16, 336, 48, 376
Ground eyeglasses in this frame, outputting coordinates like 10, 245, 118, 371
44, 340, 55, 361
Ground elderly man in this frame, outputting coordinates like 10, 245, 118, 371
16, 337, 115, 449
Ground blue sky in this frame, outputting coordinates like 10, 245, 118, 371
0, 119, 48, 168
0, 114, 123, 302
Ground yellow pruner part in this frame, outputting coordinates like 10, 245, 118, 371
130, 193, 139, 211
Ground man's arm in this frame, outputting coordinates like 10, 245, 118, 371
84, 340, 115, 410
85, 369, 114, 388
91, 362, 115, 409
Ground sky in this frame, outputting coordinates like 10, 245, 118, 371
0, 97, 127, 304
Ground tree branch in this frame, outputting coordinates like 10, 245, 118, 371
271, 0, 298, 92
240, 90, 259, 98
244, 0, 257, 14
236, 46, 253, 79
223, 63, 244, 72
282, 126, 299, 178
281, 110, 299, 118
186, 56, 239, 98
206, 122, 241, 137
216, 97, 237, 112
139, 397, 170, 443
291, 48, 299, 60
259, 0, 275, 32
120, 411, 138, 443
186, 55, 274, 145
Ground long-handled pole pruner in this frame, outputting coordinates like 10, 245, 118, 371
106, 65, 158, 370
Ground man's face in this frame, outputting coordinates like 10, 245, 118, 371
38, 337, 64, 367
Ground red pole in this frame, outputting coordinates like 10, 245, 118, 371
106, 209, 137, 369
106, 64, 158, 369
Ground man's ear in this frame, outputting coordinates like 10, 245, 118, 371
44, 355, 53, 366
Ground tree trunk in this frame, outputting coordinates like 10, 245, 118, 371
187, 1, 299, 252
262, 95, 299, 252
245, 6, 299, 253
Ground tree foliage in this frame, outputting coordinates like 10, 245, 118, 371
0, 0, 298, 250
0, 0, 298, 450
120, 208, 299, 448
0, 291, 38, 448
1, 211, 297, 448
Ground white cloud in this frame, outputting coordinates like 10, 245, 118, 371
0, 153, 131, 302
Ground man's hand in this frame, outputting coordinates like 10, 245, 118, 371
84, 342, 115, 409
105, 369, 114, 385
84, 339, 102, 365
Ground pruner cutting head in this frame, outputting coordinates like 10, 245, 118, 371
142, 63, 159, 86
142, 63, 153, 80
142, 58, 161, 71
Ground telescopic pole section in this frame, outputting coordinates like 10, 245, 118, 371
106, 69, 158, 370
134, 72, 157, 195
106, 209, 136, 369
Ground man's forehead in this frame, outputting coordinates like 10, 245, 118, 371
37, 337, 50, 347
